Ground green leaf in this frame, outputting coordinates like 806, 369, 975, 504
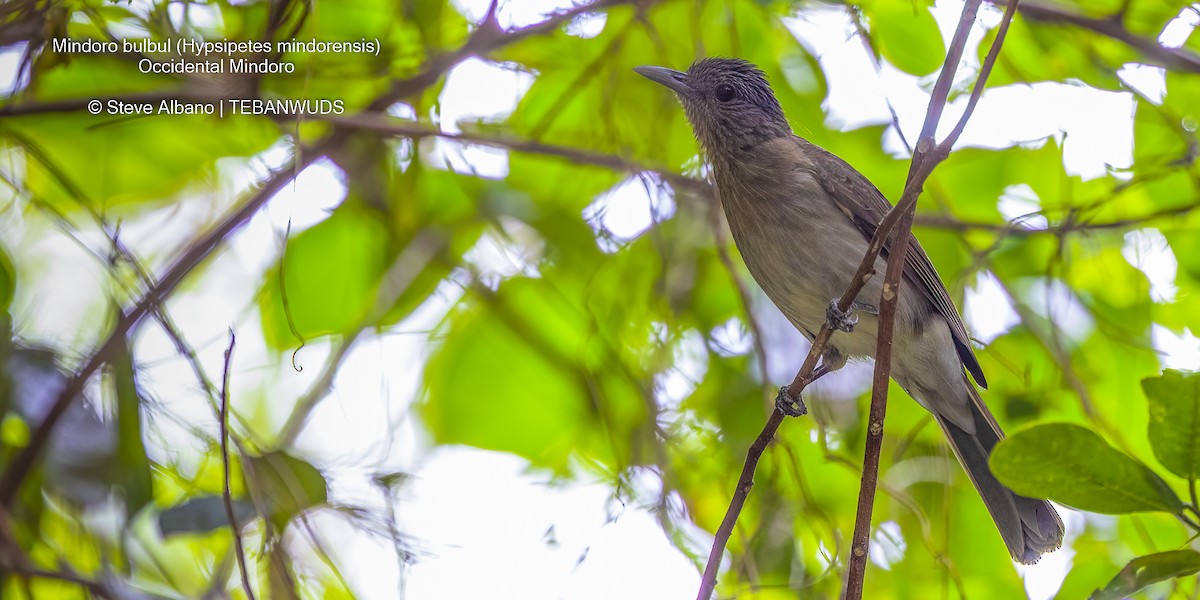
259, 203, 390, 348
246, 452, 328, 531
1143, 370, 1200, 481
422, 280, 601, 472
0, 245, 13, 313
422, 275, 650, 472
863, 1, 945, 76
6, 108, 277, 212
112, 332, 153, 518
1091, 550, 1200, 600
158, 495, 256, 536
990, 423, 1183, 514
981, 12, 1133, 89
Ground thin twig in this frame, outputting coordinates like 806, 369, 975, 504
220, 330, 255, 600
848, 8, 913, 153
844, 1, 1018, 597
1190, 478, 1199, 520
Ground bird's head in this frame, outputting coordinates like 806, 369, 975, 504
635, 58, 791, 156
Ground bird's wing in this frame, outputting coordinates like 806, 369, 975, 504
799, 137, 987, 388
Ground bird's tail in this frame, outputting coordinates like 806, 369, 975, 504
936, 386, 1064, 564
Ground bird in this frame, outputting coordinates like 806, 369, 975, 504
635, 57, 1063, 564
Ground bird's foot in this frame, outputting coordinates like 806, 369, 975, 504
775, 385, 807, 417
826, 300, 879, 332
826, 300, 858, 332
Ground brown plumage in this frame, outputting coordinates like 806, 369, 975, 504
636, 57, 1063, 564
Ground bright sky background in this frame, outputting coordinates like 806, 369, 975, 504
2, 1, 1200, 599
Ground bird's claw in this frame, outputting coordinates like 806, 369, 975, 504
775, 385, 807, 417
826, 300, 858, 332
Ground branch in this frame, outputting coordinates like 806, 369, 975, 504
990, 0, 1200, 74
318, 113, 711, 197
219, 330, 255, 600
844, 0, 1018, 597
365, 0, 628, 112
913, 198, 1200, 234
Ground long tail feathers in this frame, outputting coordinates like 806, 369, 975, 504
937, 387, 1064, 564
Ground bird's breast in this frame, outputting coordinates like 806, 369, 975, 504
714, 152, 885, 342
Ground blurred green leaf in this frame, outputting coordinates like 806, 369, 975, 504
990, 423, 1183, 514
422, 277, 637, 472
247, 451, 328, 531
1143, 369, 1200, 481
863, 1, 945, 76
159, 495, 256, 536
1091, 550, 1200, 600
0, 245, 13, 313
112, 332, 153, 518
6, 110, 278, 212
259, 202, 390, 348
981, 12, 1133, 89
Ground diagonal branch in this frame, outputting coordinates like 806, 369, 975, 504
990, 0, 1200, 73
844, 0, 1017, 596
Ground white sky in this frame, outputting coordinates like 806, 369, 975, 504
2, 1, 1199, 599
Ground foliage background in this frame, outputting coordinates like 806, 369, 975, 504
1, 0, 1200, 598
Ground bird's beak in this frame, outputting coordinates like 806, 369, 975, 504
634, 65, 692, 95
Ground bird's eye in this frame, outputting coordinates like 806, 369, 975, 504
715, 83, 737, 102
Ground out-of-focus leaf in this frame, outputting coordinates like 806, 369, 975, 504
863, 1, 945, 76
990, 423, 1183, 514
929, 145, 1057, 224
423, 274, 651, 472
687, 247, 742, 332
1121, 1, 1186, 38
246, 451, 328, 531
1142, 370, 1200, 481
422, 281, 601, 471
259, 202, 390, 348
112, 332, 153, 518
0, 244, 13, 312
988, 234, 1057, 279
6, 109, 277, 212
268, 542, 301, 600
1091, 550, 1200, 600
158, 495, 256, 536
1067, 243, 1152, 341
980, 13, 1134, 89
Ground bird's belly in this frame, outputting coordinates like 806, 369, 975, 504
724, 195, 887, 357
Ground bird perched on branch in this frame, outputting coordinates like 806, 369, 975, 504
635, 57, 1063, 564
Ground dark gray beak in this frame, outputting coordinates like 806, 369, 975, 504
634, 65, 692, 95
